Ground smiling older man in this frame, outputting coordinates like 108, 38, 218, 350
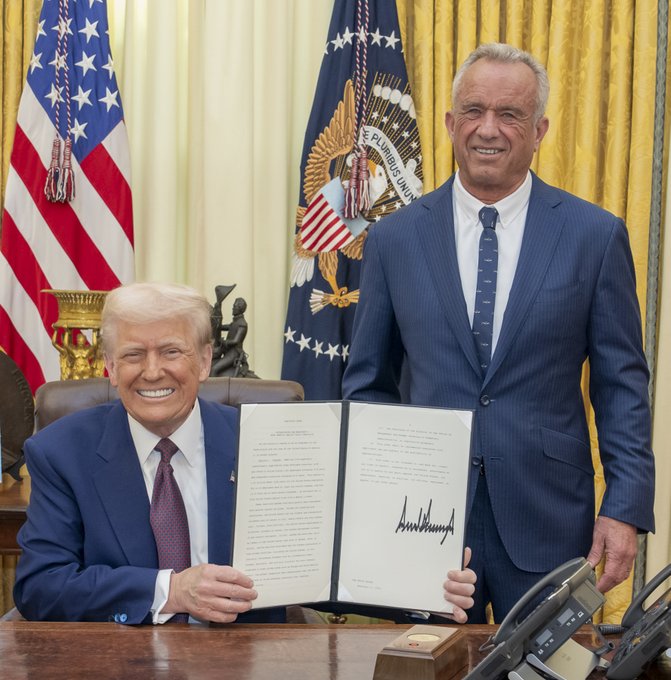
14, 283, 269, 624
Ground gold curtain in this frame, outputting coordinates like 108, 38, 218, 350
0, 0, 40, 617
397, 0, 660, 623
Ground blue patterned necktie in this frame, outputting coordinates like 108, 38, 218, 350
472, 206, 499, 373
150, 437, 190, 623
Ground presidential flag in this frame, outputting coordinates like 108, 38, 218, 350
0, 0, 134, 393
281, 0, 423, 400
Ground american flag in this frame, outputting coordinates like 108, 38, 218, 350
0, 0, 134, 393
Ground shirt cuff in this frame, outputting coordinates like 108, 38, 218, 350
151, 569, 175, 624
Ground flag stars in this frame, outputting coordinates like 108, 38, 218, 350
385, 30, 400, 49
88, 0, 104, 7
284, 327, 296, 343
44, 83, 63, 107
325, 344, 340, 361
29, 52, 43, 73
36, 20, 46, 39
357, 27, 367, 43
72, 85, 93, 109
312, 341, 324, 358
331, 32, 345, 51
70, 118, 88, 142
99, 87, 120, 111
49, 52, 67, 71
52, 17, 73, 40
79, 18, 100, 43
76, 51, 97, 76
102, 55, 115, 79
341, 27, 354, 44
341, 345, 350, 362
296, 334, 312, 352
370, 28, 383, 45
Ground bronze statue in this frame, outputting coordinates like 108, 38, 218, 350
209, 285, 254, 377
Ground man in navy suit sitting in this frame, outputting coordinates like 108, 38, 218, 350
15, 282, 475, 624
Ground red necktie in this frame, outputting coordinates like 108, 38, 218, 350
150, 438, 191, 622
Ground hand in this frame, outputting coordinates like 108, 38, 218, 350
440, 547, 477, 623
165, 564, 258, 623
586, 516, 638, 593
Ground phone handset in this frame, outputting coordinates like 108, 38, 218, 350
621, 562, 671, 628
465, 558, 604, 680
493, 557, 592, 645
606, 562, 671, 679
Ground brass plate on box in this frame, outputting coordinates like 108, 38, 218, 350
373, 625, 467, 680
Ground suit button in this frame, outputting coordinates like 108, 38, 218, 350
120, 613, 128, 623
113, 614, 120, 623
471, 457, 481, 468
480, 395, 491, 406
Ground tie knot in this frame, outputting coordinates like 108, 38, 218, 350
155, 438, 179, 463
479, 206, 498, 230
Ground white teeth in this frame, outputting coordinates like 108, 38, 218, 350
476, 148, 499, 155
138, 388, 174, 398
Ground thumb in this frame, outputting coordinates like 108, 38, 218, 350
463, 546, 472, 569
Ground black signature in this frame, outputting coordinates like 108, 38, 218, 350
395, 496, 455, 545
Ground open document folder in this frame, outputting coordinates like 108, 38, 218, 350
231, 401, 474, 615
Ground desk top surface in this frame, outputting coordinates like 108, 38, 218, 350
0, 622, 668, 680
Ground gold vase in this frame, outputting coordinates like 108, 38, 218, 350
43, 289, 108, 380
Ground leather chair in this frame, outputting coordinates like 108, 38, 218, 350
34, 376, 304, 430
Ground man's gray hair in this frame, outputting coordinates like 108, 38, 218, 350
452, 43, 550, 121
102, 282, 212, 354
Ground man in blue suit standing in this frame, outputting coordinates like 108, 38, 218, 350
14, 283, 265, 624
342, 43, 655, 623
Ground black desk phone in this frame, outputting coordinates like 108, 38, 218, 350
606, 562, 671, 679
464, 557, 605, 680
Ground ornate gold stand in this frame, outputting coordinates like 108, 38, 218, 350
43, 289, 108, 380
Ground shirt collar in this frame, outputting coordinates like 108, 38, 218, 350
128, 399, 203, 467
453, 170, 532, 229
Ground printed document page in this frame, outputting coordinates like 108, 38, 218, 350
337, 402, 472, 613
232, 402, 342, 608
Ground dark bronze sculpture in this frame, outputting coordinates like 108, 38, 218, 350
210, 285, 254, 377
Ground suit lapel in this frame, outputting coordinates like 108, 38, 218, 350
485, 175, 565, 386
201, 399, 237, 566
416, 178, 482, 378
92, 402, 157, 567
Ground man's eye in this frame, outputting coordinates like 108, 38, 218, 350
164, 348, 182, 358
501, 112, 517, 122
123, 352, 142, 362
464, 108, 481, 118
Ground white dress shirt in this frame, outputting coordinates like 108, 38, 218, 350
452, 170, 532, 354
127, 400, 208, 623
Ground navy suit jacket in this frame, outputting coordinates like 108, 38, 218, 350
342, 173, 655, 572
14, 398, 281, 623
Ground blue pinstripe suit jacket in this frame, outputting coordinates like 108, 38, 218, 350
342, 172, 655, 572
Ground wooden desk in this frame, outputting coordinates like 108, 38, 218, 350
0, 622, 668, 680
0, 474, 30, 556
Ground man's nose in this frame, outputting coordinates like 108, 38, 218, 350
477, 110, 499, 137
142, 352, 164, 378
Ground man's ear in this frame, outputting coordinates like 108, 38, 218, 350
445, 111, 455, 140
534, 116, 549, 150
104, 354, 118, 387
199, 344, 213, 382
